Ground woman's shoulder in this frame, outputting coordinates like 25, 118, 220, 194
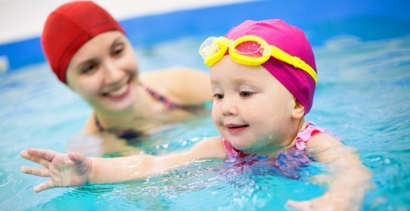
140, 67, 208, 85
140, 67, 212, 105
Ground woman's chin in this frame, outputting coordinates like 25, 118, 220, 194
97, 95, 136, 114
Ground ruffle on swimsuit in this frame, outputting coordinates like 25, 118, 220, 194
222, 122, 324, 178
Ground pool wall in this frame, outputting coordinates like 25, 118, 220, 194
0, 0, 409, 73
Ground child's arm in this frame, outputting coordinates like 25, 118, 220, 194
21, 136, 226, 192
287, 134, 372, 211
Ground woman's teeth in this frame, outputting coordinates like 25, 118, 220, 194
108, 85, 127, 96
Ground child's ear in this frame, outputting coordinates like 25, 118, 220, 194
292, 99, 305, 119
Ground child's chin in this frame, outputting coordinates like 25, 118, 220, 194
231, 142, 251, 151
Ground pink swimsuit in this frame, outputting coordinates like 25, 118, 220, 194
222, 122, 324, 178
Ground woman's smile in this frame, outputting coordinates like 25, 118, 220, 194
102, 83, 131, 100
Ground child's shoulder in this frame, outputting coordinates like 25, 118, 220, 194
305, 130, 343, 155
189, 137, 227, 159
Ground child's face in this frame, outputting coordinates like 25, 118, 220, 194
210, 56, 298, 155
66, 31, 139, 114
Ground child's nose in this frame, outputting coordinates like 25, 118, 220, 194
221, 98, 238, 116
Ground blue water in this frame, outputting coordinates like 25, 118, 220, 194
1, 18, 410, 210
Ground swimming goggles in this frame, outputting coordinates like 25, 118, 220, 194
199, 35, 318, 83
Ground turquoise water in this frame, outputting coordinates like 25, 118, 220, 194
1, 20, 410, 210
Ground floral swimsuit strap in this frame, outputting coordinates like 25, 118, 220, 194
222, 121, 325, 157
294, 122, 324, 150
139, 83, 180, 110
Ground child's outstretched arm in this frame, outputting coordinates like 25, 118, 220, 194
287, 134, 372, 211
21, 137, 226, 192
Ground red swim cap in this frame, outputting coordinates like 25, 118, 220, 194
225, 19, 317, 114
41, 1, 125, 83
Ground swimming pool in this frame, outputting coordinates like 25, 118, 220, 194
1, 1, 410, 210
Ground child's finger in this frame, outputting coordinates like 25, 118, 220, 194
68, 151, 87, 164
21, 150, 51, 167
27, 148, 56, 162
286, 200, 311, 211
21, 166, 50, 177
33, 180, 56, 193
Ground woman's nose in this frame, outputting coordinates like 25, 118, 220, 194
102, 60, 124, 83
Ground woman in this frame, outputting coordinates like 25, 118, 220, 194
42, 1, 212, 154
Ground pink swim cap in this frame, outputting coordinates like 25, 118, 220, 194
225, 19, 317, 114
41, 1, 125, 83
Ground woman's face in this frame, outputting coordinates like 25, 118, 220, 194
66, 31, 139, 114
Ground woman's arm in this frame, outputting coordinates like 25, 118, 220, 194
287, 134, 372, 211
21, 136, 226, 192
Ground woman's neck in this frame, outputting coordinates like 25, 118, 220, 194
94, 85, 158, 130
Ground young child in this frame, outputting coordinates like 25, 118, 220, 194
21, 19, 371, 210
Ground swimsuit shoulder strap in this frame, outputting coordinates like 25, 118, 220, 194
139, 83, 180, 110
95, 114, 104, 132
295, 121, 325, 150
222, 137, 238, 157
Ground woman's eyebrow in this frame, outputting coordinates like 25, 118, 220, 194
110, 37, 124, 48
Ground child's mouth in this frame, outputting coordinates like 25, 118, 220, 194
226, 124, 249, 134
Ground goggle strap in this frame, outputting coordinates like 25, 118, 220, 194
270, 46, 318, 83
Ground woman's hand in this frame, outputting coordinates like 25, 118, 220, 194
21, 148, 92, 192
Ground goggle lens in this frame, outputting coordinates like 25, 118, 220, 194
233, 41, 265, 57
199, 37, 218, 59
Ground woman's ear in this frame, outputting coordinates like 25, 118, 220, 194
292, 99, 305, 119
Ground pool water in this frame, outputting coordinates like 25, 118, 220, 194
1, 19, 410, 210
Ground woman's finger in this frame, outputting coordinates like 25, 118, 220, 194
21, 166, 50, 177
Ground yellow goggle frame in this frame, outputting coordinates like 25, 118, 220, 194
199, 35, 318, 83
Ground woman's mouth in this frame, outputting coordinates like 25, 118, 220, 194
103, 83, 130, 100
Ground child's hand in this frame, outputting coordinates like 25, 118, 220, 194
286, 193, 359, 211
21, 148, 91, 192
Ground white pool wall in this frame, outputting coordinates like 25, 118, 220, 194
0, 0, 252, 44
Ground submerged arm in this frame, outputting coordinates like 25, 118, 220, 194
287, 134, 372, 211
89, 136, 226, 183
21, 137, 226, 192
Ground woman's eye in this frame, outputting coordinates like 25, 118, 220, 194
112, 44, 124, 56
240, 91, 253, 98
213, 93, 224, 100
81, 62, 98, 74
